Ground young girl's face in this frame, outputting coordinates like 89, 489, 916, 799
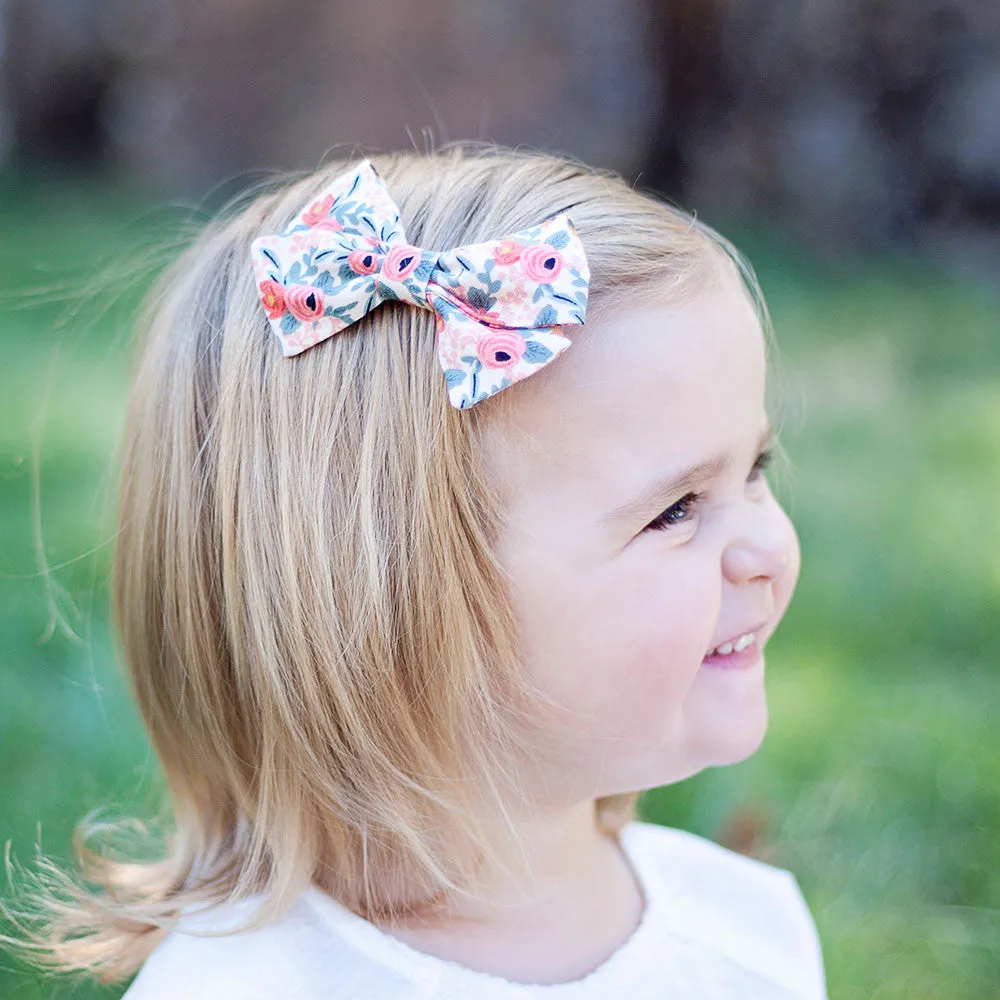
480, 267, 801, 804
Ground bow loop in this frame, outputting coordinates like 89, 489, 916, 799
251, 160, 590, 407
429, 214, 589, 333
287, 160, 407, 244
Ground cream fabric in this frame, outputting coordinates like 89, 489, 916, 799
123, 820, 827, 999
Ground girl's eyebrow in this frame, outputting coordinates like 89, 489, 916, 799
603, 421, 775, 528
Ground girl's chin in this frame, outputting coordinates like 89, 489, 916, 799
707, 725, 768, 766
683, 683, 770, 765
698, 708, 769, 766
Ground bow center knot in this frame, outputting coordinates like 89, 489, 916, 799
344, 241, 433, 309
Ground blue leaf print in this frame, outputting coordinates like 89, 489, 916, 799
536, 304, 557, 326
467, 287, 488, 309
332, 302, 359, 321
523, 340, 553, 364
548, 230, 570, 249
413, 258, 436, 281
444, 369, 467, 388
280, 313, 300, 333
456, 254, 474, 271
435, 297, 462, 320
260, 247, 280, 271
460, 355, 483, 373
287, 260, 302, 284
313, 270, 334, 292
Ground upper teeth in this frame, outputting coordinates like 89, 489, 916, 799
711, 632, 755, 656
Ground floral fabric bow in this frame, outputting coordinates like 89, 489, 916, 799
251, 160, 590, 408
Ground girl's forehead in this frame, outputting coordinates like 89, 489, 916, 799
482, 278, 767, 485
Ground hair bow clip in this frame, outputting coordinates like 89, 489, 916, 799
250, 160, 590, 408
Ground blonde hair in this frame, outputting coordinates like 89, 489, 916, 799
2, 141, 772, 985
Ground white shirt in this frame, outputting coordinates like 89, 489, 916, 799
123, 820, 827, 998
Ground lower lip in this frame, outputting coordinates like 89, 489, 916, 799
701, 641, 762, 670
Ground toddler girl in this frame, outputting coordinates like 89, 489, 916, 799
9, 143, 826, 997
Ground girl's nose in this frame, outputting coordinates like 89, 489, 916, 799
721, 514, 793, 585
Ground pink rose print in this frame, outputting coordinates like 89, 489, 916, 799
258, 280, 286, 319
476, 331, 525, 370
521, 244, 563, 282
347, 249, 381, 276
286, 284, 325, 322
493, 239, 524, 265
303, 194, 333, 223
302, 194, 343, 230
383, 245, 421, 281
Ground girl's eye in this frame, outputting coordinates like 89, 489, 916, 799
645, 491, 706, 532
748, 446, 775, 483
644, 447, 775, 533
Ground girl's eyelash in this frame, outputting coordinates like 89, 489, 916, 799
645, 490, 707, 532
752, 446, 775, 480
645, 447, 775, 533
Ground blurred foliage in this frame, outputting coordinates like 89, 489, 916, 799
0, 174, 997, 999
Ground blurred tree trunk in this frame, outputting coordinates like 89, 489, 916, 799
643, 0, 729, 198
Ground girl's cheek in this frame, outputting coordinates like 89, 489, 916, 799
596, 550, 721, 740
626, 541, 722, 670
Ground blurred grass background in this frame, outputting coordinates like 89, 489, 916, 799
0, 172, 997, 999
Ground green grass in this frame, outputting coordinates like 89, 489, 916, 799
1, 175, 998, 998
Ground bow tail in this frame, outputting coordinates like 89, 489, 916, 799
433, 315, 573, 409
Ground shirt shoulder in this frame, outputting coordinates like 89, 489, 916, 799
624, 820, 827, 999
120, 892, 423, 1000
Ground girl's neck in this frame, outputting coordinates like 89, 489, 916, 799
375, 799, 646, 985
